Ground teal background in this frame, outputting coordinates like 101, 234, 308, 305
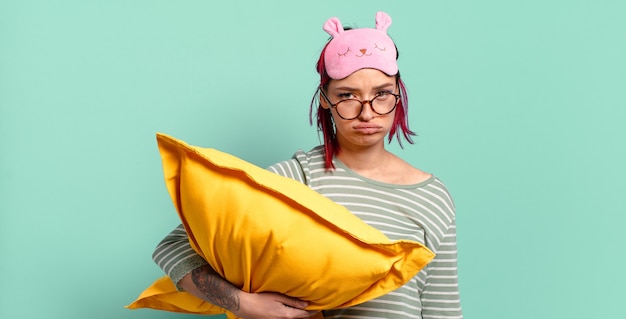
1, 1, 625, 318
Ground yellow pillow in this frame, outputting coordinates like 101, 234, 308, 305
127, 133, 435, 317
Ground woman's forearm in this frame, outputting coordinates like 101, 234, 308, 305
180, 264, 241, 312
179, 264, 316, 319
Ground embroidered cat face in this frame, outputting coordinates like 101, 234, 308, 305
323, 12, 398, 80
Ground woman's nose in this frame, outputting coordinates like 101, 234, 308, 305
358, 101, 375, 120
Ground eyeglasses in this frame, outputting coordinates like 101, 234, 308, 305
319, 88, 400, 120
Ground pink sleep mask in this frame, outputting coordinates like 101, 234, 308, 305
323, 11, 398, 80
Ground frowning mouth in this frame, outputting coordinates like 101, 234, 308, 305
354, 125, 381, 134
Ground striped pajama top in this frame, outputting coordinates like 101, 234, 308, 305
153, 145, 462, 319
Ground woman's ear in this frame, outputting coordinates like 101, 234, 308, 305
320, 96, 330, 109
319, 89, 331, 110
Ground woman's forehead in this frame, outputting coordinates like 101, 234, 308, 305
328, 68, 396, 89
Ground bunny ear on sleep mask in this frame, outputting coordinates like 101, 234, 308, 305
323, 17, 344, 37
322, 11, 398, 80
375, 11, 392, 32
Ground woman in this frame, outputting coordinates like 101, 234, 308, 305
152, 11, 462, 319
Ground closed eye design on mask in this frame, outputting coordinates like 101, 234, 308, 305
338, 47, 351, 57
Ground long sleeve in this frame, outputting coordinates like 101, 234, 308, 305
152, 224, 208, 290
421, 220, 463, 319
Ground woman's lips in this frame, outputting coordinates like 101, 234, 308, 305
354, 125, 381, 134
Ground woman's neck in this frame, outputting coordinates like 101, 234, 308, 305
335, 145, 390, 172
335, 145, 431, 185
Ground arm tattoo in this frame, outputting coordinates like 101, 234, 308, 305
191, 264, 240, 311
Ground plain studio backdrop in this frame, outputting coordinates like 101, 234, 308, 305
1, 1, 624, 318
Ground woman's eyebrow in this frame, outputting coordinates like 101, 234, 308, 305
333, 82, 395, 92
332, 85, 357, 92
373, 83, 395, 90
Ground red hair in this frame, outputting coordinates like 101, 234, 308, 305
309, 44, 416, 170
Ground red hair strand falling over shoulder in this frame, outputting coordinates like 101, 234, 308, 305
309, 44, 416, 170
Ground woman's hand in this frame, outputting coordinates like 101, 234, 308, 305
235, 291, 319, 319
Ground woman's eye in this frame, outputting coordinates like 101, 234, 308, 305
374, 91, 394, 100
338, 93, 354, 99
